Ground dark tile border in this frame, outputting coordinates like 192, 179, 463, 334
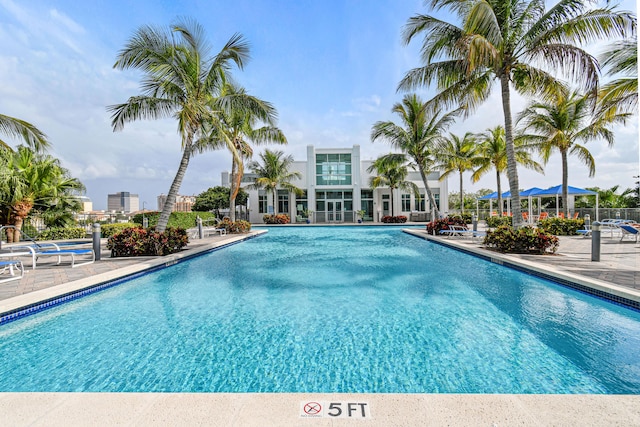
413, 232, 640, 312
0, 235, 260, 326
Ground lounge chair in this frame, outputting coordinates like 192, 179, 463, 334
6, 243, 94, 269
538, 212, 549, 221
439, 225, 486, 240
618, 224, 639, 242
0, 259, 24, 283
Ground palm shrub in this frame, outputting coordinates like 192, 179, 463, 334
107, 227, 188, 257
426, 216, 467, 235
484, 225, 559, 254
537, 218, 584, 236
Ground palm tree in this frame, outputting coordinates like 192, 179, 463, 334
0, 114, 49, 152
472, 126, 543, 216
400, 0, 635, 226
371, 93, 461, 219
197, 83, 287, 221
247, 149, 302, 216
517, 91, 615, 216
435, 132, 478, 214
0, 146, 84, 242
367, 153, 419, 217
108, 19, 250, 232
598, 35, 638, 119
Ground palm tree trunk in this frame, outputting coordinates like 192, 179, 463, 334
459, 171, 464, 214
272, 188, 278, 215
417, 165, 440, 219
561, 150, 569, 216
157, 143, 192, 233
390, 188, 395, 217
500, 74, 522, 228
229, 159, 238, 222
496, 169, 503, 217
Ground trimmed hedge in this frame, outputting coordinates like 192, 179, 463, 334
38, 227, 87, 240
381, 215, 408, 223
485, 216, 513, 228
107, 227, 188, 257
484, 225, 559, 254
263, 214, 290, 224
537, 218, 585, 235
101, 223, 137, 238
131, 211, 218, 229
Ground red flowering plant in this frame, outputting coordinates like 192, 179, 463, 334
381, 215, 408, 223
483, 225, 559, 254
107, 227, 188, 257
263, 214, 290, 224
426, 216, 467, 235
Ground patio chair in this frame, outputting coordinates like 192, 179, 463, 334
6, 243, 94, 269
0, 259, 24, 283
618, 224, 639, 242
538, 212, 549, 221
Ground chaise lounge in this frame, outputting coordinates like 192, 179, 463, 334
618, 224, 639, 242
0, 259, 24, 283
5, 243, 94, 269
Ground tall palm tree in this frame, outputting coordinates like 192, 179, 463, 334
367, 153, 419, 217
598, 35, 638, 120
472, 126, 543, 216
197, 83, 287, 221
371, 93, 461, 219
0, 114, 49, 152
435, 132, 478, 214
0, 146, 84, 242
400, 0, 635, 227
517, 91, 614, 216
108, 19, 250, 232
247, 149, 302, 216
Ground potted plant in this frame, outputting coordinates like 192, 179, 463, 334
357, 210, 366, 223
303, 209, 313, 224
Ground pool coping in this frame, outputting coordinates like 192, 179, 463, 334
403, 228, 640, 310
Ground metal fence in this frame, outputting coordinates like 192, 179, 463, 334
456, 208, 640, 222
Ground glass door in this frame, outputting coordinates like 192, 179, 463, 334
327, 201, 343, 222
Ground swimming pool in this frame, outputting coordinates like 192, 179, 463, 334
0, 226, 638, 393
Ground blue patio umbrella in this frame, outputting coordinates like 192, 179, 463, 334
533, 185, 599, 219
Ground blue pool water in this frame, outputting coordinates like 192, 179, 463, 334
0, 226, 639, 393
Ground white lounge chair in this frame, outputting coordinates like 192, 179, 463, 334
6, 243, 94, 269
0, 259, 24, 283
439, 225, 486, 240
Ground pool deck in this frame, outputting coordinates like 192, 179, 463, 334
0, 225, 639, 426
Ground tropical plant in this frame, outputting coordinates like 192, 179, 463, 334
192, 186, 248, 216
598, 35, 638, 120
367, 153, 419, 217
109, 18, 250, 232
400, 0, 635, 227
197, 83, 287, 221
575, 185, 637, 209
435, 132, 478, 214
472, 126, 543, 216
0, 114, 49, 152
484, 225, 558, 254
247, 149, 302, 215
0, 146, 84, 242
517, 91, 615, 216
371, 93, 461, 219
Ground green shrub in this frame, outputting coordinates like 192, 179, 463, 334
38, 227, 87, 240
537, 218, 585, 235
101, 223, 137, 238
131, 211, 218, 229
107, 227, 188, 257
450, 213, 472, 224
426, 216, 467, 234
263, 214, 290, 224
484, 225, 559, 254
216, 218, 252, 233
485, 216, 512, 228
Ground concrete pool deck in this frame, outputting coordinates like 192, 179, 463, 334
0, 225, 639, 426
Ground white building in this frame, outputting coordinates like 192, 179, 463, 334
232, 145, 448, 224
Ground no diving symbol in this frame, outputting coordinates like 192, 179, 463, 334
304, 402, 322, 415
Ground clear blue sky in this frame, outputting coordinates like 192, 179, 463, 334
0, 0, 637, 210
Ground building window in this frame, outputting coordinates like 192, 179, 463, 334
402, 194, 411, 212
434, 193, 440, 210
361, 190, 373, 221
278, 190, 289, 214
258, 191, 267, 214
419, 193, 426, 211
315, 153, 352, 185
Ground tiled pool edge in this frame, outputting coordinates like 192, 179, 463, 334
0, 230, 267, 325
403, 229, 640, 311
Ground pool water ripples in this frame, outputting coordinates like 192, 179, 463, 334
0, 226, 638, 393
